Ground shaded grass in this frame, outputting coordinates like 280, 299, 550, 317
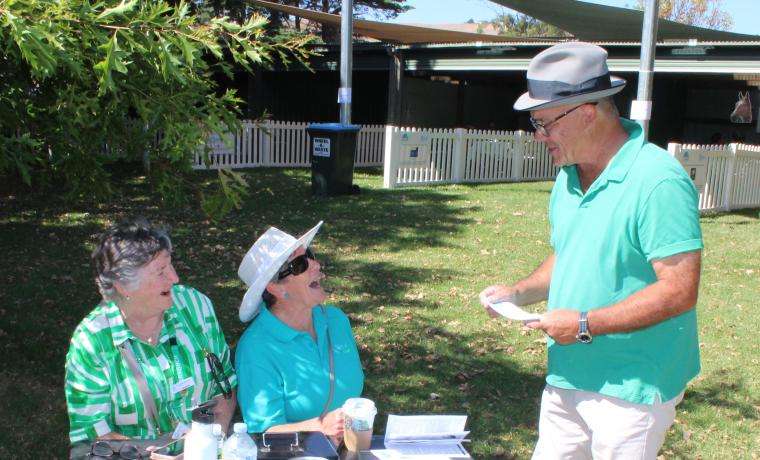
0, 168, 758, 459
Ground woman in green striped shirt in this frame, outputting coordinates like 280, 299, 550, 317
65, 219, 237, 443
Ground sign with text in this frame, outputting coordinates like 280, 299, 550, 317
399, 132, 430, 166
675, 149, 707, 188
313, 137, 331, 157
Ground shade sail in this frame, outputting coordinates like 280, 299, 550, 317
249, 0, 544, 44
489, 0, 758, 41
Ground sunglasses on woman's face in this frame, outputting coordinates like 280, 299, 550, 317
277, 248, 316, 280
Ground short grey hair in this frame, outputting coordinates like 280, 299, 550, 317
92, 218, 172, 301
596, 97, 619, 116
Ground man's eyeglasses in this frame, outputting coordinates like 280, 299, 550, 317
205, 351, 232, 399
530, 102, 597, 136
277, 248, 316, 280
89, 440, 143, 459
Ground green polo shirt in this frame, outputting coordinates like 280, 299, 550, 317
236, 304, 364, 432
65, 285, 236, 442
546, 118, 703, 405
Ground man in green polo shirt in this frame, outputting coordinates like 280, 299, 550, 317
480, 42, 702, 460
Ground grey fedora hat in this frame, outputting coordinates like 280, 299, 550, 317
514, 41, 626, 111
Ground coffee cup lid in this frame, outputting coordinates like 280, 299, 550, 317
342, 397, 377, 417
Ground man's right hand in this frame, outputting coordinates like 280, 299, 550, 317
320, 408, 345, 437
479, 285, 518, 318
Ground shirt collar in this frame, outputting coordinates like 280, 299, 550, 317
257, 305, 328, 343
604, 118, 644, 183
106, 299, 180, 347
563, 117, 644, 197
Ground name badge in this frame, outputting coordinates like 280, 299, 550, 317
172, 422, 190, 439
171, 377, 194, 396
157, 354, 170, 371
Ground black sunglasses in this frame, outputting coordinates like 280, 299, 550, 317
277, 248, 316, 280
89, 440, 143, 459
205, 351, 232, 399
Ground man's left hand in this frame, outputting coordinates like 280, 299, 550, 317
526, 309, 580, 344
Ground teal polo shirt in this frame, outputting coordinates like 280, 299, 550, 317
546, 118, 703, 405
236, 304, 364, 432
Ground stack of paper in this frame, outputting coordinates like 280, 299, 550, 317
375, 415, 470, 459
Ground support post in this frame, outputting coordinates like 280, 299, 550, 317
386, 47, 404, 125
339, 0, 353, 124
631, 0, 660, 140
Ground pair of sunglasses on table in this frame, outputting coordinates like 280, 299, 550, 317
89, 440, 144, 459
277, 248, 317, 280
88, 437, 182, 459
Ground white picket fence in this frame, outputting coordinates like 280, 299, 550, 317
669, 143, 760, 212
195, 122, 760, 212
382, 126, 557, 188
193, 120, 386, 169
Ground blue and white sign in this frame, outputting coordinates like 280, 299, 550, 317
399, 132, 430, 166
313, 137, 331, 157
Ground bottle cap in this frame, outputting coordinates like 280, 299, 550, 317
191, 400, 217, 424
233, 422, 248, 434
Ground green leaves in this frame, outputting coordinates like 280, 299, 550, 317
96, 0, 138, 20
1, 0, 314, 219
94, 32, 129, 94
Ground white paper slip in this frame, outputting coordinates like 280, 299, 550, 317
480, 293, 542, 322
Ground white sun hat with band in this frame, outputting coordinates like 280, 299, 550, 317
237, 221, 323, 322
514, 41, 626, 111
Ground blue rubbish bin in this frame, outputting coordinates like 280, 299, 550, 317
307, 123, 361, 196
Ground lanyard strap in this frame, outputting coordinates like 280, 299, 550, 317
319, 305, 335, 419
119, 341, 160, 433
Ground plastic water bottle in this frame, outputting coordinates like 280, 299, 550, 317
212, 423, 224, 458
222, 423, 257, 460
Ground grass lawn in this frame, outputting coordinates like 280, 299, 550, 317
0, 167, 758, 459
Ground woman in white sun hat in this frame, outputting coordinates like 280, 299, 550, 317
235, 221, 364, 445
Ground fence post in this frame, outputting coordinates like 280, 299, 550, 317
383, 125, 399, 188
452, 128, 466, 183
722, 143, 738, 211
261, 120, 272, 166
666, 142, 680, 158
511, 131, 525, 181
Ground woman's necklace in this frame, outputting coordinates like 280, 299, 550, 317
122, 307, 163, 345
139, 320, 163, 344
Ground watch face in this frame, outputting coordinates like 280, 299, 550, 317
576, 332, 593, 344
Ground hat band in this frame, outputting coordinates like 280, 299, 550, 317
528, 73, 612, 100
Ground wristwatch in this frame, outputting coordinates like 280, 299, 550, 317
576, 311, 593, 344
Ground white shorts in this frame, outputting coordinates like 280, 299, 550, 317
532, 385, 683, 460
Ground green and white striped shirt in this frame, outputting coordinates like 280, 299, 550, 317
65, 285, 237, 443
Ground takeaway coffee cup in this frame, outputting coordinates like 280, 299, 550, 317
342, 398, 377, 452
